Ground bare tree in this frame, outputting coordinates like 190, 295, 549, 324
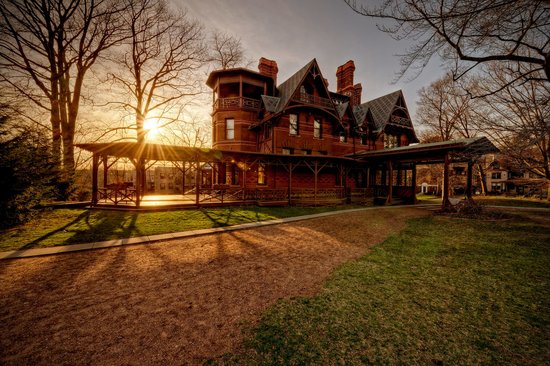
208, 30, 251, 70
103, 0, 206, 144
473, 65, 550, 197
417, 74, 491, 194
344, 0, 550, 91
0, 0, 126, 182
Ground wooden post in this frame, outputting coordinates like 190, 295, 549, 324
92, 153, 99, 205
442, 153, 451, 209
195, 159, 200, 207
288, 161, 292, 205
412, 164, 418, 204
102, 155, 108, 188
242, 160, 246, 201
466, 161, 473, 200
314, 160, 318, 204
365, 167, 371, 188
386, 160, 393, 205
135, 159, 142, 207
182, 161, 186, 194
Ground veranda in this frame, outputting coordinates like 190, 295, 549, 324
77, 137, 498, 209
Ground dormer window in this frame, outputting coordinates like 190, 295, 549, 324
384, 134, 398, 148
289, 114, 299, 135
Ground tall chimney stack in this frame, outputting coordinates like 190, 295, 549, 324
336, 60, 362, 106
258, 57, 278, 86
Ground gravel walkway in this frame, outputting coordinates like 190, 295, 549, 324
0, 208, 427, 365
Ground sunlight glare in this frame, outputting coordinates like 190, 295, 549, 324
143, 118, 160, 141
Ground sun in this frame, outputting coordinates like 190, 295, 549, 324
143, 118, 160, 141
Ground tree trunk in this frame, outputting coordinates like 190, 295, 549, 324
477, 163, 488, 196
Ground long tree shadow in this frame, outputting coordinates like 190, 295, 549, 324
17, 210, 142, 250
18, 210, 92, 250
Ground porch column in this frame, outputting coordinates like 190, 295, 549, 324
442, 153, 452, 209
195, 158, 200, 207
102, 155, 108, 188
386, 160, 393, 205
412, 164, 418, 204
135, 158, 143, 207
242, 160, 246, 201
466, 161, 473, 200
366, 167, 370, 188
92, 153, 99, 205
182, 161, 186, 194
314, 160, 318, 203
288, 162, 292, 205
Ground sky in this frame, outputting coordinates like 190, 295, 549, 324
181, 0, 447, 121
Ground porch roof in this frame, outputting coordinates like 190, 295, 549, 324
76, 142, 356, 163
348, 137, 499, 164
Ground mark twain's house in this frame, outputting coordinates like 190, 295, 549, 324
78, 58, 497, 208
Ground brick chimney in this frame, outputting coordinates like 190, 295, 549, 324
336, 60, 362, 106
258, 57, 278, 85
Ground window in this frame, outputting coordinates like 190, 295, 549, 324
384, 134, 398, 148
289, 114, 299, 135
360, 134, 367, 145
317, 150, 327, 155
168, 182, 173, 189
257, 164, 266, 185
226, 118, 235, 140
160, 183, 166, 189
301, 149, 311, 155
282, 148, 293, 155
339, 132, 346, 143
491, 172, 502, 179
314, 118, 322, 138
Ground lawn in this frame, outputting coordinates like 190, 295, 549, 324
214, 210, 550, 365
417, 194, 550, 208
0, 205, 361, 252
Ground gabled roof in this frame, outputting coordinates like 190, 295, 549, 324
275, 59, 317, 114
336, 101, 349, 119
261, 95, 280, 113
357, 90, 403, 132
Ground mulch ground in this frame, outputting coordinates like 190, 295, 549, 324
0, 208, 427, 365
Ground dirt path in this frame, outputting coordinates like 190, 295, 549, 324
0, 208, 427, 365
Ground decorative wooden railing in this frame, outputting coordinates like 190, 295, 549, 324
290, 188, 345, 199
291, 92, 333, 109
99, 183, 136, 204
213, 97, 261, 111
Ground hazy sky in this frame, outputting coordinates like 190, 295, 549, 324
182, 0, 447, 120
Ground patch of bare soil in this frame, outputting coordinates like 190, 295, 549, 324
0, 208, 427, 366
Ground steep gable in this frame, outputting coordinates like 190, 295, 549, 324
356, 90, 418, 142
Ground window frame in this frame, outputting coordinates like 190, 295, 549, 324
289, 114, 299, 135
313, 118, 322, 139
226, 118, 235, 140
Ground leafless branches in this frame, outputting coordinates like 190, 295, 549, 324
207, 30, 251, 70
103, 0, 206, 143
0, 0, 127, 177
344, 0, 549, 91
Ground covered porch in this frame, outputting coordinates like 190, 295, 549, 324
351, 137, 500, 209
76, 142, 357, 209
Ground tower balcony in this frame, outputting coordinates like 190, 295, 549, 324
213, 97, 261, 111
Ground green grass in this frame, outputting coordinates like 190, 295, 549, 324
417, 194, 550, 208
0, 205, 360, 252
214, 212, 550, 365
475, 195, 550, 208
